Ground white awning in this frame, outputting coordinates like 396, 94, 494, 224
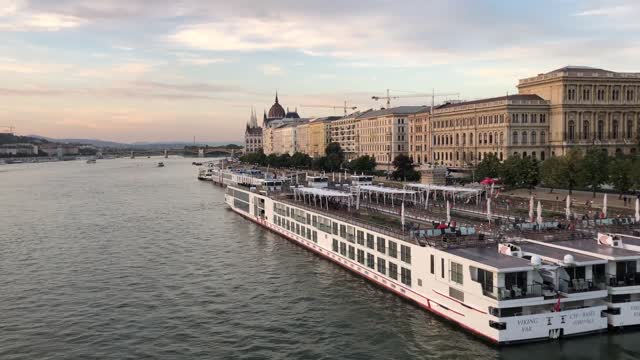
405, 183, 482, 194
357, 185, 416, 195
294, 187, 351, 197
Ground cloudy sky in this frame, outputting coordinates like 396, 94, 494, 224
2, 0, 639, 142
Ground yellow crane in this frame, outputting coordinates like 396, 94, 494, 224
371, 89, 460, 112
299, 101, 358, 116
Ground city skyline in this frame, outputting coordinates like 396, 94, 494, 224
2, 0, 639, 142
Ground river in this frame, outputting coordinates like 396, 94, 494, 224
1, 157, 639, 359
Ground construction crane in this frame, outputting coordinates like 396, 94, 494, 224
1, 125, 15, 134
299, 101, 358, 116
371, 89, 460, 112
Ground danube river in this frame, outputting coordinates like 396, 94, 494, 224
1, 157, 639, 359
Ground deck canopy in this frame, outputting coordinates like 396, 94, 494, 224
293, 186, 353, 209
354, 184, 418, 207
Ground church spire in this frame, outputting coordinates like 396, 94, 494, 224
275, 91, 279, 104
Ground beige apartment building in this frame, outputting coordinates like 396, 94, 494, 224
262, 126, 275, 155
329, 111, 364, 160
295, 120, 310, 155
357, 106, 427, 165
411, 95, 550, 167
518, 66, 640, 156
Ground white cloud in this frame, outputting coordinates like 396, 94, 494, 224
0, 1, 86, 31
573, 5, 633, 17
259, 64, 284, 76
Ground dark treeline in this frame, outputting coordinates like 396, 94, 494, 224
475, 148, 640, 197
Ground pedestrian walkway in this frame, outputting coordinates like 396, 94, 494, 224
506, 187, 637, 210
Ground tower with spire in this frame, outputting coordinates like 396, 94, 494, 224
244, 106, 263, 154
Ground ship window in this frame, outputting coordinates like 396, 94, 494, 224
441, 258, 445, 278
332, 239, 339, 252
477, 268, 494, 294
377, 258, 387, 275
418, 279, 423, 287
340, 242, 347, 256
366, 253, 375, 269
313, 231, 318, 243
356, 230, 365, 245
400, 245, 411, 264
389, 262, 398, 280
450, 262, 464, 284
377, 237, 386, 254
401, 268, 412, 286
430, 255, 435, 274
340, 224, 346, 238
357, 249, 365, 264
366, 234, 375, 249
332, 222, 339, 235
348, 245, 355, 260
388, 241, 398, 258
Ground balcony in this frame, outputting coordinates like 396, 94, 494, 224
483, 283, 543, 300
560, 277, 607, 293
607, 273, 640, 287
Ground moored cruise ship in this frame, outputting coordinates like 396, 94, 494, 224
224, 182, 610, 344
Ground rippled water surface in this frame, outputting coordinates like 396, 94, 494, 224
1, 157, 640, 360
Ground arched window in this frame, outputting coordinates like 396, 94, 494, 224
489, 133, 493, 144
521, 131, 528, 145
568, 120, 575, 141
483, 133, 488, 144
500, 132, 504, 144
540, 131, 546, 144
627, 118, 633, 139
455, 133, 459, 145
597, 120, 604, 140
470, 133, 473, 145
462, 133, 466, 145
512, 131, 518, 145
531, 131, 537, 145
583, 120, 590, 140
612, 119, 619, 140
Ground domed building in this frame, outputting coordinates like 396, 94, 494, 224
262, 92, 301, 128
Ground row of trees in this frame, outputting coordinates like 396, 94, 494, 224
475, 148, 640, 197
239, 143, 378, 174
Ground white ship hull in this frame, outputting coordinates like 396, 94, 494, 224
225, 186, 609, 345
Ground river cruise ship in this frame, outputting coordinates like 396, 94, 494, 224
224, 182, 610, 344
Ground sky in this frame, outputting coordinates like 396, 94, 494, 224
1, 0, 639, 142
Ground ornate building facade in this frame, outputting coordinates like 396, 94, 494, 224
244, 108, 263, 154
261, 93, 304, 154
409, 95, 550, 167
517, 66, 640, 156
356, 106, 427, 165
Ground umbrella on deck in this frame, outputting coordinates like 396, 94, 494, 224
602, 194, 608, 218
529, 195, 534, 222
446, 200, 451, 223
565, 195, 571, 220
536, 201, 543, 225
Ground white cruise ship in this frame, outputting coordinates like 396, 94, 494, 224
224, 182, 611, 344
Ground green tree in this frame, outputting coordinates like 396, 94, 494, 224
563, 149, 583, 195
291, 152, 312, 168
312, 156, 327, 171
391, 154, 420, 181
540, 156, 564, 193
521, 156, 540, 191
579, 148, 609, 197
499, 154, 523, 188
348, 155, 377, 174
609, 156, 633, 198
475, 153, 501, 180
324, 142, 345, 171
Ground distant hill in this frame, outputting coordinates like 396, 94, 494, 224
0, 133, 50, 145
26, 135, 242, 149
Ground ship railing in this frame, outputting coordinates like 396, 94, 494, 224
559, 277, 607, 293
606, 273, 640, 287
483, 283, 543, 300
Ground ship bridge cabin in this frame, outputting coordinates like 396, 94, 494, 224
307, 176, 328, 189
525, 237, 640, 327
350, 175, 374, 186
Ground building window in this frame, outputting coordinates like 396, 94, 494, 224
567, 88, 576, 101
366, 233, 374, 249
377, 237, 386, 254
568, 121, 575, 141
512, 131, 518, 145
583, 121, 590, 140
389, 262, 398, 280
388, 241, 397, 258
512, 114, 519, 123
612, 119, 619, 140
469, 133, 473, 145
627, 119, 633, 139
627, 89, 635, 102
540, 114, 546, 123
613, 88, 620, 101
583, 88, 590, 101
521, 131, 528, 145
598, 120, 604, 140
597, 89, 605, 101
450, 262, 464, 284
377, 258, 386, 275
366, 253, 375, 269
531, 131, 537, 145
401, 268, 412, 286
540, 131, 546, 144
400, 245, 411, 264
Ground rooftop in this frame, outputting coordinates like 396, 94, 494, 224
530, 239, 640, 261
517, 241, 606, 266
359, 106, 429, 119
446, 246, 533, 271
435, 95, 545, 110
